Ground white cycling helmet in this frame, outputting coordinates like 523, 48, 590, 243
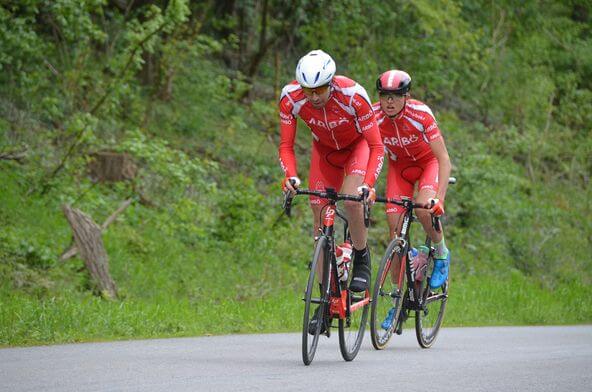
295, 50, 336, 88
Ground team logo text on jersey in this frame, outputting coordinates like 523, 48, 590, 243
306, 117, 349, 129
383, 134, 419, 147
358, 111, 373, 122
361, 122, 375, 132
374, 155, 384, 180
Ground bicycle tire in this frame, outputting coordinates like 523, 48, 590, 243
302, 236, 330, 365
414, 254, 448, 348
338, 289, 369, 361
370, 240, 406, 350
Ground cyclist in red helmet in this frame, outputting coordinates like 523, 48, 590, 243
373, 70, 452, 310
279, 50, 384, 300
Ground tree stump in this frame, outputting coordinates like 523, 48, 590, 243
62, 205, 118, 299
88, 151, 137, 183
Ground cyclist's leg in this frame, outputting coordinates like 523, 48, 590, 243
309, 141, 345, 235
309, 142, 345, 280
340, 174, 366, 248
381, 161, 415, 327
385, 160, 414, 275
414, 157, 443, 244
414, 157, 450, 288
340, 140, 372, 292
339, 138, 370, 249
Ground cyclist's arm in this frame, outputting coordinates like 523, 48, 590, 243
421, 110, 450, 202
278, 97, 298, 178
429, 136, 451, 202
354, 95, 384, 187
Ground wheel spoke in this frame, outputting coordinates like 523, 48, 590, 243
371, 241, 405, 350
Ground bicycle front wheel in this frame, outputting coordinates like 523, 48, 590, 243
338, 289, 369, 361
370, 240, 405, 350
415, 257, 448, 348
302, 236, 330, 365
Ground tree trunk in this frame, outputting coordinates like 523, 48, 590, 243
60, 198, 133, 261
88, 151, 137, 182
62, 205, 118, 299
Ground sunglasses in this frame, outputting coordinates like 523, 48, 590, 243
302, 84, 331, 95
379, 91, 405, 98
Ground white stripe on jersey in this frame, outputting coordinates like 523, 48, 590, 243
334, 83, 372, 107
280, 84, 307, 116
331, 96, 356, 116
403, 115, 425, 132
280, 84, 300, 99
407, 102, 436, 120
292, 99, 307, 116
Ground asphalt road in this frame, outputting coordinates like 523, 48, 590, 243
1, 326, 590, 391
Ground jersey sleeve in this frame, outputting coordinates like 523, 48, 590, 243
278, 96, 298, 178
424, 114, 442, 142
417, 104, 441, 142
352, 94, 384, 187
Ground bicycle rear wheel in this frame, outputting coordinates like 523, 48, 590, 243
415, 255, 448, 348
302, 236, 330, 365
338, 289, 369, 361
370, 240, 405, 350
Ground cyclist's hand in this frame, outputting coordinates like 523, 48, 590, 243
357, 184, 376, 204
429, 198, 445, 216
282, 176, 301, 195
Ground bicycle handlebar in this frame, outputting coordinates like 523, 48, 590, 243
291, 188, 366, 202
283, 178, 457, 226
373, 196, 430, 209
283, 187, 370, 228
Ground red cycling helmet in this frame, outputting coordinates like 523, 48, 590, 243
376, 70, 412, 95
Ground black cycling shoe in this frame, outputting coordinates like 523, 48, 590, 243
349, 247, 371, 292
308, 306, 326, 335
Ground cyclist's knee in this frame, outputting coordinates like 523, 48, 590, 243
416, 208, 431, 221
310, 202, 324, 216
310, 203, 325, 235
386, 212, 402, 238
344, 199, 362, 214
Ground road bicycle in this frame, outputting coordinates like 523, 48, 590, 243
370, 177, 456, 350
283, 187, 371, 365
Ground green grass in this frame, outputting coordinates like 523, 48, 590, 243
0, 291, 303, 346
446, 272, 592, 326
2, 271, 590, 347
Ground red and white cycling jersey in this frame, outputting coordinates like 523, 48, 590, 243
373, 99, 441, 163
278, 76, 384, 187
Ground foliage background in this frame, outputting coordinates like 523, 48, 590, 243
1, 0, 591, 346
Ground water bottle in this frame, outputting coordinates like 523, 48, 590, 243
415, 245, 430, 281
336, 242, 352, 282
408, 247, 419, 280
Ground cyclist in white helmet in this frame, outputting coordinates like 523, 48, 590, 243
278, 50, 384, 334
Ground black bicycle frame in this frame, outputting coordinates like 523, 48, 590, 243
375, 196, 433, 312
285, 187, 368, 323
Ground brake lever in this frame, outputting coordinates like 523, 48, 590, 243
283, 190, 294, 217
429, 199, 442, 233
362, 188, 370, 228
